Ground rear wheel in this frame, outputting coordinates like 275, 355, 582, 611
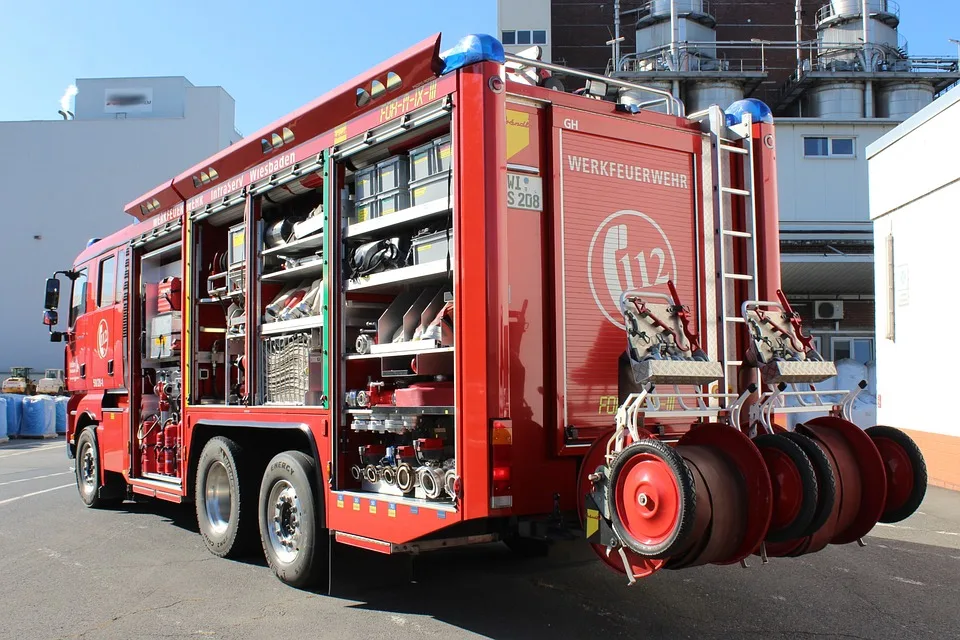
754, 433, 818, 543
866, 426, 927, 523
259, 451, 328, 588
75, 427, 123, 509
195, 436, 256, 558
607, 439, 696, 559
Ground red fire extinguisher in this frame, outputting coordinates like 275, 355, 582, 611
139, 417, 160, 475
163, 422, 180, 476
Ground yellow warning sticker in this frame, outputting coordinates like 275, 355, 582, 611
232, 232, 244, 247
415, 187, 426, 198
586, 508, 600, 539
334, 125, 348, 144
506, 110, 530, 160
369, 500, 377, 515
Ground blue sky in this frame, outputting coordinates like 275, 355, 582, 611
0, 1, 496, 133
0, 1, 957, 134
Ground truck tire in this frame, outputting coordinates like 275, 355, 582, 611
195, 436, 256, 558
258, 451, 328, 588
75, 427, 123, 509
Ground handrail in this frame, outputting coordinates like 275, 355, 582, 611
504, 53, 685, 117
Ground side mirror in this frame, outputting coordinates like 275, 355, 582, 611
44, 278, 60, 310
43, 309, 59, 327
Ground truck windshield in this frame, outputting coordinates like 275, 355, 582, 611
69, 269, 88, 327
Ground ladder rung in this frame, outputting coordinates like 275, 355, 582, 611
721, 186, 752, 197
720, 143, 749, 155
721, 229, 752, 238
725, 361, 744, 367
723, 273, 754, 281
724, 317, 747, 323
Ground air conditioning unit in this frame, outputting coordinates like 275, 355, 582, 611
814, 300, 844, 320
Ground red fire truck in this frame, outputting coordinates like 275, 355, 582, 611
41, 33, 927, 588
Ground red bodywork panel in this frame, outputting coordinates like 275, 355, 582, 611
552, 114, 701, 445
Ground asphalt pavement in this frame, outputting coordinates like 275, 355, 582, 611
1, 439, 958, 640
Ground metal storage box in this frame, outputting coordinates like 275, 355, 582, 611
352, 197, 377, 224
376, 188, 410, 216
408, 134, 452, 182
409, 172, 451, 207
411, 229, 453, 265
355, 166, 376, 201
376, 155, 409, 193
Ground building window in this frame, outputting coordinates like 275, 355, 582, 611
502, 30, 547, 47
804, 136, 855, 158
70, 269, 88, 327
832, 337, 874, 364
98, 255, 116, 307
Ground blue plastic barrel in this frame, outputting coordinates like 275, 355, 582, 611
0, 397, 7, 440
21, 396, 56, 437
55, 397, 69, 435
5, 394, 24, 437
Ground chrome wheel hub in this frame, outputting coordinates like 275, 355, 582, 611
204, 461, 232, 535
80, 443, 96, 490
267, 480, 302, 564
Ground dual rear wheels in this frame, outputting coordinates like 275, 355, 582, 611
194, 438, 327, 587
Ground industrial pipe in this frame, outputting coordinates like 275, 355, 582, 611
670, 0, 679, 71
796, 0, 803, 76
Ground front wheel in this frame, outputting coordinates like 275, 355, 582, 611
75, 427, 123, 509
259, 451, 328, 588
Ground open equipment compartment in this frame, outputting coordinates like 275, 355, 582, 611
253, 165, 327, 407
190, 202, 247, 406
137, 236, 184, 481
336, 106, 458, 505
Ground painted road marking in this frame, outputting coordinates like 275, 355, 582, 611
874, 522, 959, 537
0, 483, 74, 506
0, 444, 63, 459
0, 472, 71, 487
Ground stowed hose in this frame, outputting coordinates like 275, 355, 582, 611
381, 465, 397, 486
396, 463, 416, 493
364, 465, 379, 484
443, 469, 457, 498
418, 466, 446, 500
350, 465, 363, 481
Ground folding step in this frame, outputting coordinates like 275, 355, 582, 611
721, 186, 751, 197
723, 273, 754, 281
722, 229, 752, 238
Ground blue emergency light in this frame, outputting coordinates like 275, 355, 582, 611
440, 34, 505, 75
724, 98, 774, 126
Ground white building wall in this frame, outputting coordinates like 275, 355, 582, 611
497, 0, 552, 62
867, 86, 960, 487
775, 119, 898, 229
0, 78, 237, 373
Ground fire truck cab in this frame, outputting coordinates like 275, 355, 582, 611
42, 33, 927, 588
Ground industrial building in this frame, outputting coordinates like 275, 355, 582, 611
498, 0, 957, 371
0, 76, 240, 374
868, 86, 960, 489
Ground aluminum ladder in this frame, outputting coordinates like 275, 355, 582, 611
699, 107, 761, 396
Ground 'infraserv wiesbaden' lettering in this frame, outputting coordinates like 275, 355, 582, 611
567, 155, 689, 190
